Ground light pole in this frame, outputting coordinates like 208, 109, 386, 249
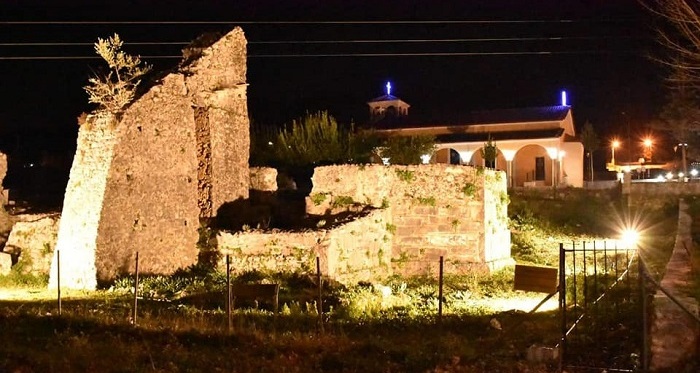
643, 138, 652, 178
611, 140, 620, 165
643, 138, 652, 162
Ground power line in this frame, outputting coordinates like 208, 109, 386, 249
0, 50, 643, 60
0, 19, 638, 25
0, 35, 644, 47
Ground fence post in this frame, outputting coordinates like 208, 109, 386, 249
57, 249, 61, 317
639, 253, 648, 372
558, 242, 566, 372
316, 257, 323, 332
226, 254, 232, 332
438, 256, 444, 322
132, 251, 139, 325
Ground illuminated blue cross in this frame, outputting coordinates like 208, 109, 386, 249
386, 81, 392, 96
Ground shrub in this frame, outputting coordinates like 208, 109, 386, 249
381, 135, 436, 165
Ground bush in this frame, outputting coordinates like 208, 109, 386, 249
381, 136, 436, 165
267, 111, 379, 168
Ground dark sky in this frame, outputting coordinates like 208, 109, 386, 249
0, 0, 666, 159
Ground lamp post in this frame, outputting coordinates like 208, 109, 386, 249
611, 140, 620, 165
643, 138, 652, 162
643, 138, 652, 178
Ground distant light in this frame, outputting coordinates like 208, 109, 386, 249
656, 175, 666, 182
381, 157, 391, 165
666, 172, 674, 180
267, 141, 273, 146
620, 228, 640, 248
561, 90, 568, 106
679, 172, 685, 178
420, 154, 431, 164
386, 81, 392, 96
692, 169, 699, 177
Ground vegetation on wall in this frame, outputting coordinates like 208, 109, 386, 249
381, 135, 436, 165
83, 34, 151, 116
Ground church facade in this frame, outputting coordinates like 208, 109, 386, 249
367, 85, 584, 188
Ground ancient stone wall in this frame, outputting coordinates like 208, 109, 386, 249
250, 167, 278, 191
217, 209, 392, 283
50, 28, 250, 288
4, 215, 59, 275
0, 152, 6, 191
307, 165, 512, 276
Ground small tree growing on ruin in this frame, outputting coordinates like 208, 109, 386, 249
84, 33, 151, 115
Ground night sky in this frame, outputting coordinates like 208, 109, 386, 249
0, 0, 669, 198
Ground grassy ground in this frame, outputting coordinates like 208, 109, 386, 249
0, 188, 683, 373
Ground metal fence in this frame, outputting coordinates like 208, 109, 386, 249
557, 241, 641, 372
557, 240, 700, 372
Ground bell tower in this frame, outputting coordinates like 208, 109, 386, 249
367, 81, 410, 123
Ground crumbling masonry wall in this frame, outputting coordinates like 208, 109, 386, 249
216, 165, 511, 284
50, 28, 249, 288
217, 209, 393, 283
307, 165, 512, 276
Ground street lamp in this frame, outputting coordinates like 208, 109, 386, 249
611, 140, 620, 165
643, 138, 653, 162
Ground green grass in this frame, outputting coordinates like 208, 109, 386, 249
0, 189, 688, 372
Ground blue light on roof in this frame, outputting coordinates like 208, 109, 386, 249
561, 90, 568, 106
386, 81, 392, 96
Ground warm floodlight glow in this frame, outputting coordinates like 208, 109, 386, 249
620, 229, 640, 248
666, 172, 674, 180
692, 169, 699, 177
679, 172, 685, 179
420, 154, 431, 164
381, 157, 390, 165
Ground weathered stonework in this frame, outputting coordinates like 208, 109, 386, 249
217, 164, 511, 284
50, 28, 250, 288
217, 209, 393, 283
4, 214, 59, 275
250, 167, 278, 192
307, 164, 512, 276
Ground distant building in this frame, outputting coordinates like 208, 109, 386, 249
366, 85, 584, 188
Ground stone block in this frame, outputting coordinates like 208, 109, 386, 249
0, 252, 11, 275
4, 215, 59, 275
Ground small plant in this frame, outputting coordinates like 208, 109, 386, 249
331, 195, 354, 208
416, 196, 436, 206
385, 223, 397, 234
310, 193, 327, 206
461, 182, 477, 197
395, 169, 415, 182
84, 33, 151, 115
380, 197, 390, 209
451, 219, 460, 230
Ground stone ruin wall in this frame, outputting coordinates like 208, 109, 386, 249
50, 28, 250, 288
217, 208, 392, 283
216, 164, 511, 284
308, 164, 512, 276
